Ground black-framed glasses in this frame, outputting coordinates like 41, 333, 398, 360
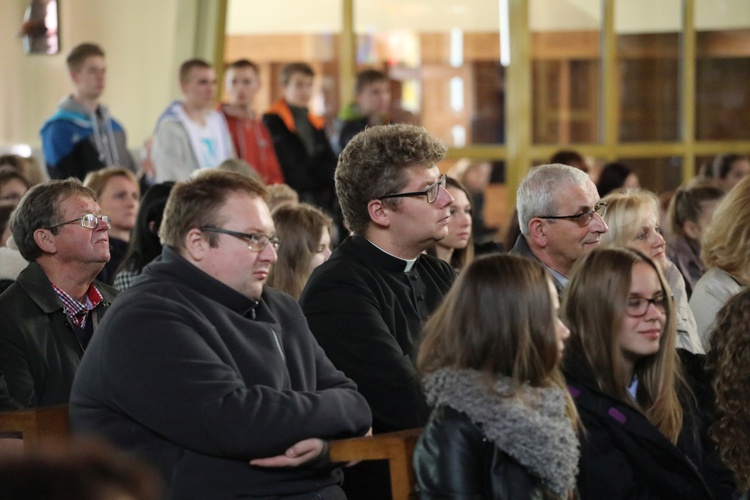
47, 213, 111, 230
539, 202, 607, 227
199, 226, 280, 252
378, 174, 447, 204
626, 295, 667, 317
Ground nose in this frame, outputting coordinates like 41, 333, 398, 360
437, 186, 454, 208
557, 318, 570, 340
590, 212, 608, 233
654, 231, 665, 248
260, 242, 278, 264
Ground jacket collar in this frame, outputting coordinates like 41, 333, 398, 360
423, 368, 579, 496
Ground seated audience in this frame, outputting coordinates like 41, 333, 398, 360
0, 166, 31, 206
336, 69, 392, 152
84, 167, 140, 285
0, 179, 117, 409
690, 175, 750, 348
425, 176, 474, 273
706, 288, 750, 497
0, 439, 163, 500
596, 161, 639, 198
219, 59, 284, 185
702, 153, 750, 192
600, 188, 702, 353
112, 182, 174, 291
510, 163, 607, 298
666, 182, 724, 296
70, 170, 371, 500
152, 59, 235, 182
562, 247, 732, 499
300, 124, 455, 499
413, 254, 579, 499
267, 203, 332, 299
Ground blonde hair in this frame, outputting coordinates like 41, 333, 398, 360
701, 175, 750, 284
563, 247, 686, 443
599, 188, 660, 247
83, 167, 139, 198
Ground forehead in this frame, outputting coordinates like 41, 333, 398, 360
630, 262, 662, 292
360, 80, 389, 93
186, 67, 214, 82
78, 56, 105, 71
103, 175, 138, 189
59, 194, 98, 216
228, 66, 257, 79
402, 165, 440, 188
218, 192, 274, 231
287, 73, 313, 85
554, 179, 598, 211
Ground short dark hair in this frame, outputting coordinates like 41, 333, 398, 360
10, 179, 97, 261
160, 170, 267, 251
227, 59, 259, 74
179, 58, 212, 83
355, 69, 388, 94
67, 43, 105, 72
335, 124, 447, 235
280, 62, 314, 86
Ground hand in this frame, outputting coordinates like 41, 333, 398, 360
249, 438, 326, 468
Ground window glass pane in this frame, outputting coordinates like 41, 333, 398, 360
224, 0, 342, 122
695, 0, 750, 140
355, 0, 504, 147
600, 157, 683, 195
616, 0, 681, 142
530, 0, 601, 145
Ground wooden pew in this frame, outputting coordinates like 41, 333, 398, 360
0, 405, 70, 447
328, 427, 422, 500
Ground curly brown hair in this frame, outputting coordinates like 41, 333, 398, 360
707, 288, 750, 491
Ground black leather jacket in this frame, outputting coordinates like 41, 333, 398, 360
414, 406, 568, 500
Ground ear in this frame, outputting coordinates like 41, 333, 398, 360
367, 199, 391, 229
683, 220, 701, 240
33, 229, 57, 255
183, 228, 209, 262
527, 218, 548, 248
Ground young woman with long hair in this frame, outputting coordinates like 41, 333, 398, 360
414, 254, 579, 499
562, 247, 732, 499
425, 176, 474, 273
267, 203, 332, 299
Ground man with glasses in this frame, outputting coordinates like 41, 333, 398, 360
300, 124, 455, 499
511, 163, 608, 297
70, 170, 371, 499
0, 179, 117, 410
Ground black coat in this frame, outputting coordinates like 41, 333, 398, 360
563, 351, 731, 499
415, 406, 568, 500
0, 262, 117, 409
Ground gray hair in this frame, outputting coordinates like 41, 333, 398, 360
516, 163, 591, 236
10, 179, 96, 261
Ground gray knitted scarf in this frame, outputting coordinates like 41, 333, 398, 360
423, 368, 579, 497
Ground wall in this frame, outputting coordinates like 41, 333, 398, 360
0, 0, 223, 158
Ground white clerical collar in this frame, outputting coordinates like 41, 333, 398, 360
366, 239, 418, 272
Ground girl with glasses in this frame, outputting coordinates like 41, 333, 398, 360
562, 247, 732, 499
414, 254, 579, 499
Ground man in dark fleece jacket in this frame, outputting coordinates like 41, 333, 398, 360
70, 170, 371, 500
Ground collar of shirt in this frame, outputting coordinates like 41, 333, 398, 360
51, 281, 103, 324
365, 238, 418, 272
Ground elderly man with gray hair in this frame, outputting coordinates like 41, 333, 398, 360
0, 179, 117, 410
510, 163, 608, 296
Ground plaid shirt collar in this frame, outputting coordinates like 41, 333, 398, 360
51, 282, 103, 328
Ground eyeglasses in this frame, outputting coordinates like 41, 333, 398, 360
47, 213, 112, 230
378, 175, 447, 204
626, 295, 667, 317
199, 226, 280, 252
539, 202, 607, 227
